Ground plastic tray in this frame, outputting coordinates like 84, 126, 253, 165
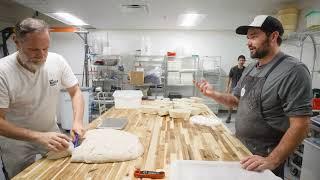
97, 117, 128, 130
170, 160, 282, 180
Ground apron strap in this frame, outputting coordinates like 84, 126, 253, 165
264, 55, 290, 78
260, 54, 290, 119
240, 54, 290, 92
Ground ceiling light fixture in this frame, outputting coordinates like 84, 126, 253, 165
46, 12, 88, 26
178, 13, 206, 27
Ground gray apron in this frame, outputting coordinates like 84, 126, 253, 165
235, 55, 289, 157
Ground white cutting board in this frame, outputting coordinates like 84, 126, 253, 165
170, 160, 282, 180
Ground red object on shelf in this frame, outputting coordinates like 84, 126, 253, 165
134, 169, 165, 179
313, 98, 320, 110
167, 52, 176, 56
93, 60, 105, 65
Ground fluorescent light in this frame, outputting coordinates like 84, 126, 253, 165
46, 12, 88, 26
178, 13, 206, 27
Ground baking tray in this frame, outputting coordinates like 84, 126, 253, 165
97, 117, 128, 130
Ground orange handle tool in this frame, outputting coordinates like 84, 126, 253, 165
134, 169, 165, 179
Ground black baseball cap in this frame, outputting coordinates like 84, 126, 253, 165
236, 15, 284, 36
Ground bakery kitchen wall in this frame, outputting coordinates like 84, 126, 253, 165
50, 28, 319, 88
49, 29, 251, 85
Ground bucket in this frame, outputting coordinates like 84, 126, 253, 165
277, 7, 299, 35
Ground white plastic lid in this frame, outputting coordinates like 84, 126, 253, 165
113, 90, 143, 98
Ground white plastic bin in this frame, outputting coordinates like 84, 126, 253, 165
113, 90, 143, 109
59, 87, 91, 130
300, 138, 320, 180
170, 160, 282, 180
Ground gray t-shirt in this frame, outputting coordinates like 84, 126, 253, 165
233, 52, 312, 132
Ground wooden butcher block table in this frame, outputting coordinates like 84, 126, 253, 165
13, 102, 251, 180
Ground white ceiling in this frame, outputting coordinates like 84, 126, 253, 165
0, 0, 64, 30
13, 0, 299, 30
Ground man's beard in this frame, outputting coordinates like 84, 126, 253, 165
250, 38, 271, 59
18, 51, 44, 72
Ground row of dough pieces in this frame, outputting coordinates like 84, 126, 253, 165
140, 97, 208, 119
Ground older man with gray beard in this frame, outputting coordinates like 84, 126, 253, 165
0, 18, 85, 179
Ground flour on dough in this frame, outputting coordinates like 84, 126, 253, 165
190, 115, 222, 126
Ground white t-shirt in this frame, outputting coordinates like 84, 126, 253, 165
0, 52, 78, 132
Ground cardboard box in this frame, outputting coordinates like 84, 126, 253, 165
129, 71, 144, 85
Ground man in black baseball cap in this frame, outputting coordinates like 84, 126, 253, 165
194, 15, 312, 179
234, 15, 312, 178
236, 15, 284, 36
236, 15, 284, 59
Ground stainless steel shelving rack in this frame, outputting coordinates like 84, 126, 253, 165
164, 55, 200, 98
133, 55, 166, 99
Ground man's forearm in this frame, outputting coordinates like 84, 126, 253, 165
71, 88, 84, 124
267, 117, 309, 165
0, 118, 39, 142
210, 91, 239, 108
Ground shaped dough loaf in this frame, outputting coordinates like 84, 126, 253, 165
71, 129, 144, 163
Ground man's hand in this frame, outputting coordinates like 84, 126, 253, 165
34, 132, 71, 152
71, 121, 85, 141
193, 80, 217, 98
240, 155, 280, 172
193, 79, 239, 108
